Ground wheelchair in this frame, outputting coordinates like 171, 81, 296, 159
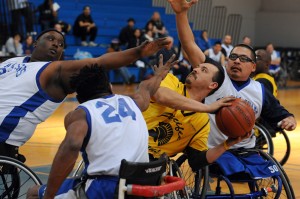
254, 122, 291, 166
72, 155, 186, 199
118, 155, 185, 198
0, 155, 42, 199
205, 149, 294, 199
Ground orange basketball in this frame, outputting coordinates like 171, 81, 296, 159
216, 98, 255, 138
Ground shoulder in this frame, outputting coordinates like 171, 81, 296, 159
64, 108, 87, 127
160, 73, 181, 88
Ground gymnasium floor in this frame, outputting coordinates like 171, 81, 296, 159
20, 81, 300, 198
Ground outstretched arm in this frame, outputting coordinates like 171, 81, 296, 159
168, 0, 206, 67
41, 38, 171, 101
132, 54, 178, 111
153, 87, 234, 113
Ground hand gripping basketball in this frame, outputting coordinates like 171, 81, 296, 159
216, 98, 255, 138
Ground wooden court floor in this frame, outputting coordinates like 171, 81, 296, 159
20, 81, 300, 198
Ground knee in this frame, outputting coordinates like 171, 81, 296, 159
27, 185, 40, 199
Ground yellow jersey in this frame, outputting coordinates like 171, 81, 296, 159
143, 74, 210, 158
253, 73, 278, 97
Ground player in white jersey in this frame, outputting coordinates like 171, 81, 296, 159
165, 0, 296, 150
204, 41, 225, 66
0, 28, 172, 161
27, 55, 177, 199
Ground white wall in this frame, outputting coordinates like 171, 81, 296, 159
157, 0, 300, 48
213, 0, 300, 47
212, 0, 261, 44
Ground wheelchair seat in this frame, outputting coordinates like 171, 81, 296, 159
118, 154, 185, 199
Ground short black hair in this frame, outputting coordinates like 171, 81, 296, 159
70, 64, 112, 103
231, 43, 256, 62
127, 18, 135, 23
35, 29, 65, 42
205, 57, 225, 95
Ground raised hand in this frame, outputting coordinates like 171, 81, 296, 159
167, 0, 198, 14
139, 37, 171, 57
153, 54, 179, 80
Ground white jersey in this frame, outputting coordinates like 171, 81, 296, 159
0, 61, 63, 146
208, 48, 222, 63
0, 56, 30, 79
79, 94, 149, 176
205, 68, 263, 149
221, 44, 233, 57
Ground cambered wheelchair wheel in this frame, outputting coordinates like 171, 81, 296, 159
171, 153, 208, 199
206, 150, 294, 199
255, 122, 291, 166
0, 156, 42, 199
258, 152, 294, 199
272, 130, 291, 166
254, 123, 274, 155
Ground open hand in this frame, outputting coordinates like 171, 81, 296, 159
139, 37, 171, 57
153, 54, 179, 80
167, 0, 198, 14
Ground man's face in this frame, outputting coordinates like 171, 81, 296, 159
226, 47, 256, 81
185, 63, 218, 91
33, 31, 64, 61
83, 7, 91, 16
224, 35, 232, 45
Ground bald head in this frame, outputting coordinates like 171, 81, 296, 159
255, 49, 271, 74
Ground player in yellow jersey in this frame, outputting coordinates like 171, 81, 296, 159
143, 55, 246, 170
253, 49, 278, 97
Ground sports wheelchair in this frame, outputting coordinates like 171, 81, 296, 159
254, 121, 291, 166
0, 155, 42, 199
73, 154, 187, 199
165, 148, 295, 199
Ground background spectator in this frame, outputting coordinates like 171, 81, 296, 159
266, 43, 282, 82
22, 35, 34, 55
107, 39, 135, 85
7, 0, 34, 36
221, 34, 233, 59
195, 29, 211, 52
172, 46, 191, 83
146, 11, 168, 38
204, 41, 225, 66
242, 36, 252, 46
4, 32, 23, 56
36, 0, 58, 31
118, 18, 136, 48
73, 5, 98, 47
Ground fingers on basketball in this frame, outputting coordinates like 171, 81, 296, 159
216, 98, 255, 138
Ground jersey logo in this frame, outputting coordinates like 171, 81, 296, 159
0, 63, 27, 77
149, 122, 173, 146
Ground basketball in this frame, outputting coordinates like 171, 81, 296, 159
216, 98, 255, 138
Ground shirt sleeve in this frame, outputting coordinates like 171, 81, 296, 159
260, 88, 293, 128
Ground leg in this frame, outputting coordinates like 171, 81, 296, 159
11, 10, 22, 34
89, 26, 98, 42
21, 7, 34, 33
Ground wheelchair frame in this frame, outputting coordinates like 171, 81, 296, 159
204, 149, 294, 199
0, 155, 42, 198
